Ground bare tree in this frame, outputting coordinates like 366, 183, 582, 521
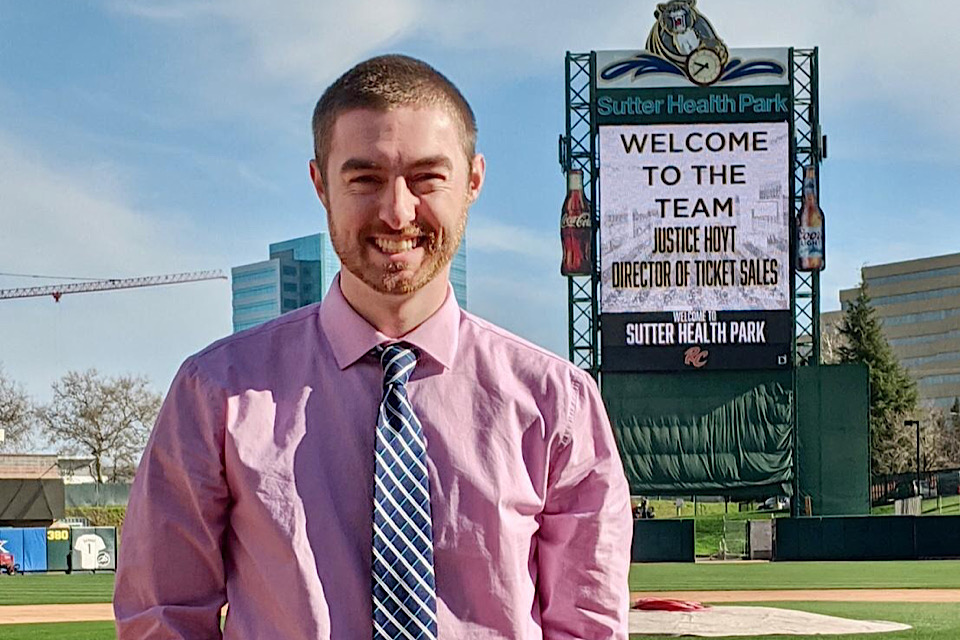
38, 369, 162, 483
913, 406, 950, 472
922, 405, 960, 470
819, 321, 845, 365
0, 365, 35, 451
947, 399, 960, 468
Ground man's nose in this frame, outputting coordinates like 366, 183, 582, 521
379, 177, 418, 229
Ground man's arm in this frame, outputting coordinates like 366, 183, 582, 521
114, 359, 230, 638
537, 369, 632, 639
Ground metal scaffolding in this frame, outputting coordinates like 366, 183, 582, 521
792, 48, 823, 367
560, 52, 600, 379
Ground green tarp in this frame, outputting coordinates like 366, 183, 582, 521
603, 371, 793, 499
65, 483, 131, 507
0, 479, 65, 526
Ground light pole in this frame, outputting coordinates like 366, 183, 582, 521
904, 419, 920, 496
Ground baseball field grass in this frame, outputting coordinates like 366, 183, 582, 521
0, 621, 116, 640
1, 561, 959, 638
0, 574, 114, 606
628, 559, 960, 591
2, 561, 957, 606
1, 607, 958, 640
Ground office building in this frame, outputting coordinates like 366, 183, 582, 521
232, 233, 467, 333
231, 233, 336, 333
450, 235, 467, 308
830, 252, 960, 409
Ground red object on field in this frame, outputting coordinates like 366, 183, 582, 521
633, 597, 709, 612
0, 552, 16, 574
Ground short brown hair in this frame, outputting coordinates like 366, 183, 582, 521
311, 54, 477, 182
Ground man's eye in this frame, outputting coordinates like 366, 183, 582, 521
351, 175, 382, 184
411, 174, 445, 190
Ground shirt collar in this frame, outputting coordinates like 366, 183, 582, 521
319, 273, 460, 371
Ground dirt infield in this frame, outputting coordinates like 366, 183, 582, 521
2, 590, 960, 625
0, 603, 115, 624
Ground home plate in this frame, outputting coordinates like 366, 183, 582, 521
629, 605, 912, 636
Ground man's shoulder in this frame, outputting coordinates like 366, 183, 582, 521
185, 303, 323, 379
458, 309, 588, 380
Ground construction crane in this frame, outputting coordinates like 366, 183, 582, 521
0, 270, 227, 302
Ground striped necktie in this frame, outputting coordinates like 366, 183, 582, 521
372, 343, 438, 640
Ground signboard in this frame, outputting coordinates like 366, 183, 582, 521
46, 526, 71, 572
0, 527, 47, 572
70, 526, 116, 572
591, 3, 793, 372
599, 121, 791, 370
596, 48, 790, 90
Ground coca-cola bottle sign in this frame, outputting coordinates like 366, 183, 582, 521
560, 169, 593, 276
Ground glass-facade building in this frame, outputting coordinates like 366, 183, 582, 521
232, 233, 467, 333
451, 236, 467, 308
232, 233, 338, 333
825, 252, 960, 409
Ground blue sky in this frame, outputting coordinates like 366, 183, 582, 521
2, 0, 960, 401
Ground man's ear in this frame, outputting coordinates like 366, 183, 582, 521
466, 153, 485, 205
309, 159, 329, 211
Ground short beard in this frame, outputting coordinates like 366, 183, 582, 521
329, 208, 466, 296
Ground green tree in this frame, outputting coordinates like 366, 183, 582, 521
837, 285, 919, 474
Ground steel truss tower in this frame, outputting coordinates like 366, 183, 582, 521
791, 48, 823, 367
560, 52, 600, 379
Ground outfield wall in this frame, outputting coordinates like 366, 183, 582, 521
631, 519, 695, 563
0, 526, 117, 572
774, 515, 960, 560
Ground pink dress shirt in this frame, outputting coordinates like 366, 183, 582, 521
114, 280, 631, 639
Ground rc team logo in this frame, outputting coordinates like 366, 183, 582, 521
684, 346, 709, 368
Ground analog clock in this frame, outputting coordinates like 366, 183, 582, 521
686, 48, 723, 86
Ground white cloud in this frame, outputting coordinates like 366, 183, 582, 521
0, 133, 170, 276
467, 216, 558, 263
108, 1, 219, 22
469, 272, 567, 357
115, 0, 420, 86
0, 131, 230, 399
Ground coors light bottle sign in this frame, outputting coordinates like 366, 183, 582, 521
797, 166, 825, 272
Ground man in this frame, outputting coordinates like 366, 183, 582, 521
115, 54, 631, 639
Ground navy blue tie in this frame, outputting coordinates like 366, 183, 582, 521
372, 343, 437, 639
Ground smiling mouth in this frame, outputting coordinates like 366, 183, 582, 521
373, 236, 422, 254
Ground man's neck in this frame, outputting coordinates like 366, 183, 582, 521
338, 271, 449, 338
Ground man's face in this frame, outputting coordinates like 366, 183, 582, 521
311, 105, 484, 298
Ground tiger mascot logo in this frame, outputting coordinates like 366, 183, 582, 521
646, 0, 729, 84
